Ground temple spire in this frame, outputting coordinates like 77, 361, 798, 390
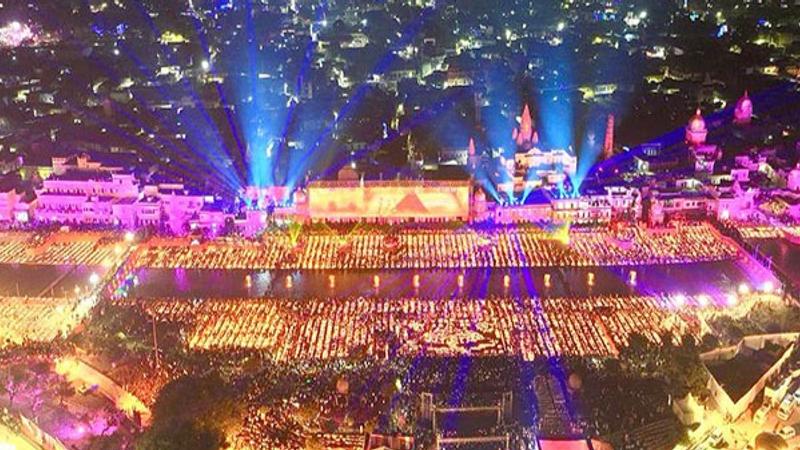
734, 90, 753, 125
514, 103, 538, 148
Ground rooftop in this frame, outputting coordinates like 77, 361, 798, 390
48, 169, 114, 182
707, 341, 787, 403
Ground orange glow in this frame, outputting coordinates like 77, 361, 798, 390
308, 183, 470, 220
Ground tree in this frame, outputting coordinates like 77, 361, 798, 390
78, 304, 182, 360
134, 373, 243, 450
100, 404, 127, 436
56, 379, 76, 406
135, 420, 225, 450
87, 433, 128, 450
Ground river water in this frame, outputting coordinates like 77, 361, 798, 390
0, 264, 108, 297
748, 238, 800, 288
128, 258, 770, 301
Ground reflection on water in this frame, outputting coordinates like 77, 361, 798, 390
131, 260, 759, 300
0, 264, 108, 297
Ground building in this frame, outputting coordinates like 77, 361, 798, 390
702, 334, 797, 421
787, 165, 800, 192
303, 180, 472, 223
492, 186, 640, 225
646, 190, 712, 226
0, 173, 34, 222
506, 105, 578, 192
734, 91, 753, 125
685, 108, 708, 147
34, 158, 139, 225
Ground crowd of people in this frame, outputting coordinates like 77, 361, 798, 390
0, 231, 126, 266
129, 294, 705, 361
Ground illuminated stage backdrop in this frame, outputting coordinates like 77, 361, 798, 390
308, 181, 471, 220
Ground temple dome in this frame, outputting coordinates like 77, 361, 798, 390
734, 91, 753, 124
688, 109, 706, 132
